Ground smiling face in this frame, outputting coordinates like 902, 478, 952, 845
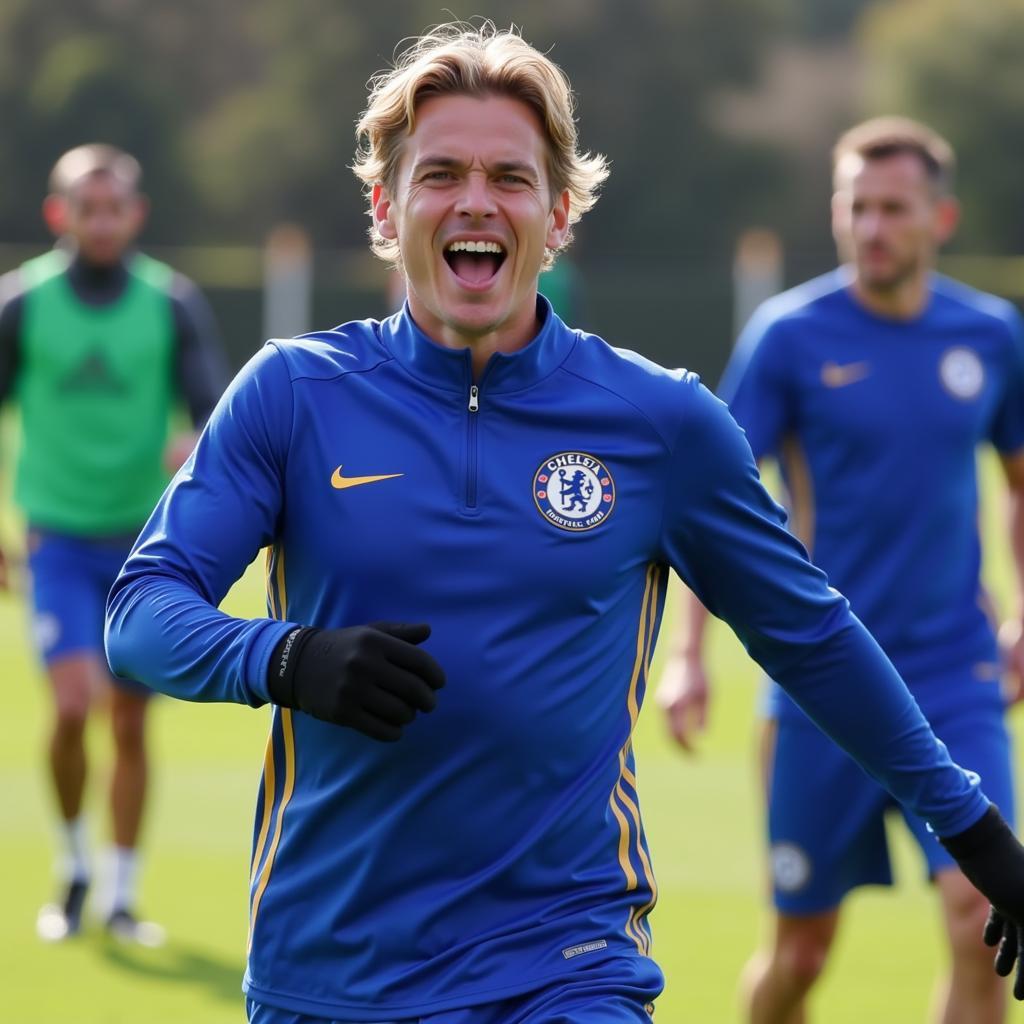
373, 93, 570, 353
832, 151, 957, 295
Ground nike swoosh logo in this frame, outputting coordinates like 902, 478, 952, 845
821, 361, 871, 388
330, 466, 404, 490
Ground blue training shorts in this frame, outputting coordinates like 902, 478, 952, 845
767, 665, 1014, 914
245, 959, 660, 1023
26, 527, 146, 693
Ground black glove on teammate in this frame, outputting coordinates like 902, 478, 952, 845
940, 805, 1024, 999
267, 622, 445, 741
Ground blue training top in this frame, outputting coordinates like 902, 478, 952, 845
105, 299, 988, 1020
721, 268, 1024, 716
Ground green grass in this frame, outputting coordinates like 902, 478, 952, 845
0, 453, 1020, 1022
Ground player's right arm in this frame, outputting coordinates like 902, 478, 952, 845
104, 342, 445, 739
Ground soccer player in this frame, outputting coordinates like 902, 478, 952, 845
105, 29, 1024, 1023
657, 117, 1024, 1022
0, 144, 229, 943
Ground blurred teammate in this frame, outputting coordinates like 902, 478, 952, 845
0, 144, 229, 943
105, 30, 1024, 1024
658, 117, 1024, 1022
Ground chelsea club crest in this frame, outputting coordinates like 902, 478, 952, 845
533, 452, 615, 532
939, 346, 984, 400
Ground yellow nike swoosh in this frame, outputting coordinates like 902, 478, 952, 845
330, 466, 404, 490
821, 361, 871, 388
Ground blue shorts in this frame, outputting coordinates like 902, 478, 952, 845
26, 527, 146, 693
768, 668, 1014, 914
245, 963, 659, 1023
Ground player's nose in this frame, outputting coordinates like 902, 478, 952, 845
455, 172, 497, 218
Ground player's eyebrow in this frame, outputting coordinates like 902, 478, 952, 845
410, 156, 462, 175
410, 156, 541, 181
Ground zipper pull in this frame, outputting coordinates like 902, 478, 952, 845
468, 384, 480, 412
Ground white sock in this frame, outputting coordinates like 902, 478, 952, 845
59, 817, 90, 884
106, 846, 139, 914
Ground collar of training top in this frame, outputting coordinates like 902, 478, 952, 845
378, 295, 575, 395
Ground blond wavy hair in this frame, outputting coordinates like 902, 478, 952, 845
353, 22, 609, 269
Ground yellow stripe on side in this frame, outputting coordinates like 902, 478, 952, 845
248, 546, 296, 954
620, 749, 660, 953
608, 564, 660, 954
250, 548, 280, 885
625, 566, 655, 723
642, 567, 660, 681
248, 707, 295, 953
249, 723, 277, 886
608, 787, 639, 892
627, 567, 664, 953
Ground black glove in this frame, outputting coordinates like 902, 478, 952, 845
940, 805, 1024, 999
267, 622, 445, 742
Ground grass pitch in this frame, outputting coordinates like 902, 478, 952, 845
0, 454, 1020, 1022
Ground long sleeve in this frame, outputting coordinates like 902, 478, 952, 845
105, 342, 299, 705
659, 375, 988, 838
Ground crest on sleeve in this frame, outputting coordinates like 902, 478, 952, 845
533, 452, 615, 532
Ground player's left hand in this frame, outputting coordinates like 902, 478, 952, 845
998, 619, 1024, 704
655, 651, 709, 754
163, 432, 199, 473
983, 906, 1024, 995
941, 805, 1024, 999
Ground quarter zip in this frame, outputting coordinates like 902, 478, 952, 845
465, 384, 480, 510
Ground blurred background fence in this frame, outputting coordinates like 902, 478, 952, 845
3, 239, 1020, 387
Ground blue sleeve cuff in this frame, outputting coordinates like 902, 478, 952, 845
245, 618, 302, 705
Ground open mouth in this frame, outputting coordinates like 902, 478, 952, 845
443, 240, 507, 286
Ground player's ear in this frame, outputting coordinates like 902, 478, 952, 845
545, 189, 571, 250
373, 184, 399, 241
42, 194, 68, 237
934, 195, 960, 246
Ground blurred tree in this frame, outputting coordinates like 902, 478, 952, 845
0, 0, 259, 242
186, 0, 789, 258
859, 0, 1024, 253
